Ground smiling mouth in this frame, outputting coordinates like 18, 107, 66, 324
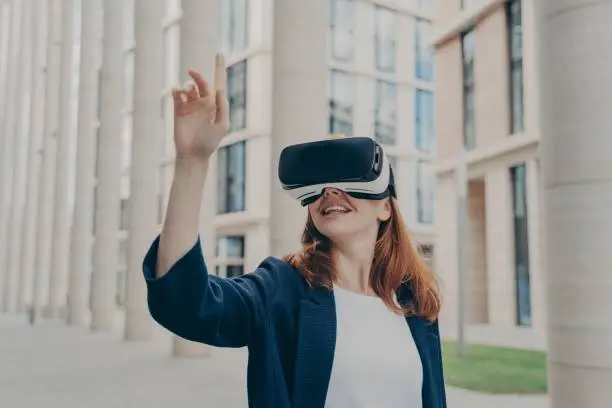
321, 204, 351, 216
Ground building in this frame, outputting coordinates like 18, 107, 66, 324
432, 0, 545, 333
0, 0, 438, 321
118, 0, 437, 287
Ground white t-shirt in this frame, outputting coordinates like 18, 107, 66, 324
324, 285, 423, 408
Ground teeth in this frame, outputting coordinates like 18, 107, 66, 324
322, 205, 350, 215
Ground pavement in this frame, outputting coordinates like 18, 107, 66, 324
0, 314, 550, 408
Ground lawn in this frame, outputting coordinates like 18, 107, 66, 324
441, 340, 548, 394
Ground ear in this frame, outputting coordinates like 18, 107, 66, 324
377, 198, 392, 222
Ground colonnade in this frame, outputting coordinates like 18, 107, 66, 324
0, 0, 221, 357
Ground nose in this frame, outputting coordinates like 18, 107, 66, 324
322, 187, 342, 197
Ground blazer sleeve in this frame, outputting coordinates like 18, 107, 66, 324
142, 235, 279, 348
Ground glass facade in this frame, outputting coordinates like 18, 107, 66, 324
328, 0, 355, 62
507, 0, 524, 134
461, 29, 476, 150
217, 141, 246, 214
328, 69, 355, 136
511, 164, 532, 327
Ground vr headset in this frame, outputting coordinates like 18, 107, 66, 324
278, 137, 396, 206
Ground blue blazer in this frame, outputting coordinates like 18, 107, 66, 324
143, 236, 447, 408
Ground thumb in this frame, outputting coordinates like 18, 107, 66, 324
214, 89, 229, 126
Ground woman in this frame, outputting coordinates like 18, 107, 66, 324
143, 54, 447, 408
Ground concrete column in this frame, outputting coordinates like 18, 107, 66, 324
123, 0, 165, 341
47, 0, 75, 318
538, 2, 612, 407
32, 0, 62, 319
0, 0, 13, 309
67, 0, 101, 326
0, 1, 10, 129
525, 159, 544, 332
18, 0, 48, 312
484, 167, 514, 326
3, 0, 32, 313
269, 0, 328, 257
0, 0, 21, 312
90, 0, 123, 331
171, 0, 219, 358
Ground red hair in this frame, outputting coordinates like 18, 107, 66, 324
284, 199, 441, 321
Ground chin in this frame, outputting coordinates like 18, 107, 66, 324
316, 218, 362, 239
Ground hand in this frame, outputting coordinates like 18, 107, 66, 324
173, 53, 229, 161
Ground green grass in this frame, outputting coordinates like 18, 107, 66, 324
441, 340, 548, 394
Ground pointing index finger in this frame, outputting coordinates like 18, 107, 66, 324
214, 53, 227, 98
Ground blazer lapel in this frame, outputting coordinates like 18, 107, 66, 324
400, 284, 441, 408
291, 286, 336, 408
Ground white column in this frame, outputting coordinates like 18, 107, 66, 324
90, 0, 123, 331
171, 0, 218, 357
525, 159, 544, 332
123, 0, 165, 341
18, 0, 48, 312
0, 1, 11, 130
269, 0, 328, 257
32, 0, 62, 319
0, 0, 9, 310
67, 0, 101, 326
47, 0, 75, 318
0, 0, 21, 312
538, 1, 612, 407
3, 0, 32, 313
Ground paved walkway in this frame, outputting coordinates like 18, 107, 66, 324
0, 315, 550, 408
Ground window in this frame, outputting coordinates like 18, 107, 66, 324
215, 235, 245, 278
510, 164, 531, 327
328, 70, 355, 135
374, 6, 396, 73
415, 19, 434, 81
217, 141, 246, 214
507, 0, 524, 133
227, 60, 247, 132
415, 89, 434, 152
221, 0, 248, 55
374, 80, 397, 145
328, 0, 355, 62
416, 160, 435, 224
461, 29, 476, 150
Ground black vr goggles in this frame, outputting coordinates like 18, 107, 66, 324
278, 137, 397, 206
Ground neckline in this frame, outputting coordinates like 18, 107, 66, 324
333, 285, 381, 300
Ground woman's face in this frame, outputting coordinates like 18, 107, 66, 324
308, 188, 391, 241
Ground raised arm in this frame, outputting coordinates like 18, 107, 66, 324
156, 54, 228, 277
143, 54, 271, 347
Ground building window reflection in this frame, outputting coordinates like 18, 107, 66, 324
374, 6, 396, 73
217, 141, 246, 214
328, 69, 355, 136
328, 0, 355, 62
